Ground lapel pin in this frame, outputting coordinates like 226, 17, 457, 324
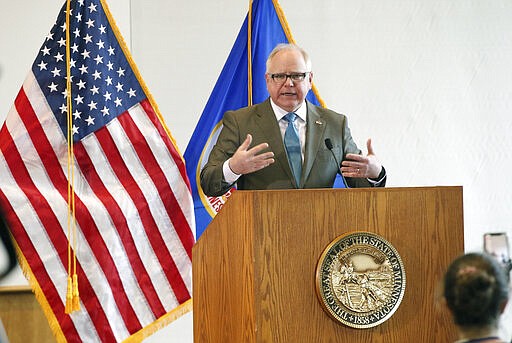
315, 120, 323, 125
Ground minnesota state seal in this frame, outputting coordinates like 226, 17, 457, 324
315, 231, 406, 328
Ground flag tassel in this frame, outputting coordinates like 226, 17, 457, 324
65, 276, 73, 314
72, 273, 80, 311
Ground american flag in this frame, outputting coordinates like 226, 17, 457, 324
0, 0, 195, 342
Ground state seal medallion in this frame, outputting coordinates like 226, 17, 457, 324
315, 231, 406, 328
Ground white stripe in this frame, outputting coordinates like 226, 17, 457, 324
128, 104, 194, 293
21, 72, 132, 341
80, 129, 178, 317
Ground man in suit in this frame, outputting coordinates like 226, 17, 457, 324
200, 43, 386, 197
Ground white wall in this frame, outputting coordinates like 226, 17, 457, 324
1, 0, 511, 342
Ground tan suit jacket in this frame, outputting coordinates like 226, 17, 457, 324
200, 99, 384, 196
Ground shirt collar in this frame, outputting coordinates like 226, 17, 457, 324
270, 98, 307, 122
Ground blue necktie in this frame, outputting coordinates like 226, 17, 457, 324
283, 112, 302, 186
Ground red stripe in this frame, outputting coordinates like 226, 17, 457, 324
0, 189, 81, 342
95, 119, 191, 304
12, 89, 141, 335
139, 100, 195, 256
74, 141, 166, 317
117, 111, 192, 302
0, 129, 118, 342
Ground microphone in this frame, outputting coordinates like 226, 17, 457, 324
324, 138, 349, 188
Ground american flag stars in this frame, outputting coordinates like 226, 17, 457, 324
32, 0, 144, 142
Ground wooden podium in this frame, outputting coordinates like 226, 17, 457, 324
193, 187, 463, 342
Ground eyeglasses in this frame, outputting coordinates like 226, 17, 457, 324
269, 72, 310, 83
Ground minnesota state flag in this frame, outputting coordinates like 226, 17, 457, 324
184, 0, 325, 238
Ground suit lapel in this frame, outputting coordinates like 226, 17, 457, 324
253, 100, 296, 183
302, 103, 326, 186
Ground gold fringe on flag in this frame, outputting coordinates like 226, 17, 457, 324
124, 299, 193, 343
99, 0, 185, 155
12, 237, 68, 342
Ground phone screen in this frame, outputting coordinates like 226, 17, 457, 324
484, 232, 510, 265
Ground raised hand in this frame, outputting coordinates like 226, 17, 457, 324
228, 134, 275, 175
341, 138, 382, 179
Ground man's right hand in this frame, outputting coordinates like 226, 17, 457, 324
228, 134, 275, 175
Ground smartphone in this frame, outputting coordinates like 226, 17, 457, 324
483, 232, 510, 266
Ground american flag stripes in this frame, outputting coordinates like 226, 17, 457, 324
0, 0, 195, 342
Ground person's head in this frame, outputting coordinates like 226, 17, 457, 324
265, 43, 313, 113
444, 252, 509, 330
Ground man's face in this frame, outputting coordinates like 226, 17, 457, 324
265, 49, 313, 113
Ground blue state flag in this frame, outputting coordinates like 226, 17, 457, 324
184, 0, 342, 238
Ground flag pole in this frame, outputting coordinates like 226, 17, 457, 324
64, 0, 79, 314
247, 0, 253, 106
271, 0, 326, 108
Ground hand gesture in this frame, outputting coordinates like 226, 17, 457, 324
341, 138, 382, 179
228, 134, 275, 175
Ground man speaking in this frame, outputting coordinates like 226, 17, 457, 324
200, 43, 386, 197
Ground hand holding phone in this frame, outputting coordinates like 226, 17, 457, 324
484, 232, 511, 272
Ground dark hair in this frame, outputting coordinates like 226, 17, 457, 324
444, 253, 509, 327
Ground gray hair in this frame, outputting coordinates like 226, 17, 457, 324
265, 43, 312, 73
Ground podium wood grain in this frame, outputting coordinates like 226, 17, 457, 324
193, 187, 463, 342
